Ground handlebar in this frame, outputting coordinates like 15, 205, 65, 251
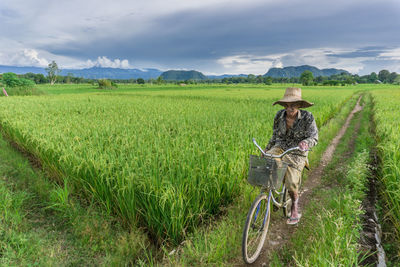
252, 138, 309, 158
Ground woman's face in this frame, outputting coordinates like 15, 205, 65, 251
284, 102, 300, 118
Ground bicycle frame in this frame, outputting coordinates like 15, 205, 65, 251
243, 138, 310, 264
252, 138, 301, 226
253, 138, 300, 159
254, 185, 287, 230
253, 191, 272, 230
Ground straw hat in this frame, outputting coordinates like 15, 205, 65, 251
273, 87, 313, 108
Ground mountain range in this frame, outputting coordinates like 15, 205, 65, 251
0, 64, 350, 80
0, 65, 163, 80
264, 65, 349, 78
160, 70, 207, 80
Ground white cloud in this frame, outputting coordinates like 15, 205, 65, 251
16, 49, 49, 66
216, 47, 384, 75
216, 54, 286, 75
0, 45, 133, 69
0, 48, 49, 67
84, 56, 131, 69
379, 48, 400, 60
279, 48, 365, 73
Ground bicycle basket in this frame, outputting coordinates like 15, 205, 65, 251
248, 155, 289, 189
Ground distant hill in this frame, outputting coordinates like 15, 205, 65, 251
264, 65, 349, 78
60, 67, 162, 79
0, 65, 163, 79
0, 65, 47, 75
0, 64, 351, 80
160, 70, 207, 81
206, 74, 248, 79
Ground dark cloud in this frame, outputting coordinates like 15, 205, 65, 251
43, 0, 400, 67
358, 58, 400, 74
250, 58, 275, 63
0, 8, 18, 18
3, 0, 400, 73
327, 49, 385, 58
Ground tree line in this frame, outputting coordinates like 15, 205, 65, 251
218, 70, 400, 86
297, 69, 400, 86
1, 60, 400, 86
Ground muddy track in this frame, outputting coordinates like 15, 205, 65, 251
237, 96, 364, 267
359, 111, 386, 266
359, 150, 385, 266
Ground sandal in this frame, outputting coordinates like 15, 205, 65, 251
286, 214, 302, 225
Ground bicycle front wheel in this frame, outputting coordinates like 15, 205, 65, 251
242, 193, 271, 264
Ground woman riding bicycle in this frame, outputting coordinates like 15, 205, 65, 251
264, 87, 318, 225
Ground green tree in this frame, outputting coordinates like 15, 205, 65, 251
388, 72, 398, 84
345, 77, 355, 85
22, 72, 46, 84
256, 75, 264, 84
137, 78, 145, 84
45, 61, 61, 85
1, 72, 34, 87
98, 79, 113, 89
66, 73, 74, 84
156, 76, 164, 85
2, 72, 20, 87
378, 69, 390, 83
300, 70, 314, 86
247, 74, 256, 83
393, 74, 400, 85
265, 77, 272, 85
34, 73, 46, 84
368, 72, 378, 83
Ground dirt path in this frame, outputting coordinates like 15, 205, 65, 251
238, 96, 364, 267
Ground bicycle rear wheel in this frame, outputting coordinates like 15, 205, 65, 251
242, 193, 271, 264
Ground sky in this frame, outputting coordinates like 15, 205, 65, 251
0, 0, 400, 75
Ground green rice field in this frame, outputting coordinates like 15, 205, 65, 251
0, 84, 354, 244
0, 83, 399, 264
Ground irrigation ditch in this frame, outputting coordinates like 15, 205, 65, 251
359, 147, 386, 267
358, 98, 386, 267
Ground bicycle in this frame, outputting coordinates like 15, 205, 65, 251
242, 138, 305, 264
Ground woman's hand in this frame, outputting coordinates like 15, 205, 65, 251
299, 141, 309, 151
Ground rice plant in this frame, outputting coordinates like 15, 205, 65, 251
0, 87, 355, 243
372, 89, 400, 257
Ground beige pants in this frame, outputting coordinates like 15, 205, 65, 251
265, 147, 306, 193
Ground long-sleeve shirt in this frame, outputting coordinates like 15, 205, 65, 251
266, 109, 318, 158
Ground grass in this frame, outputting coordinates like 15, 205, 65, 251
0, 85, 45, 96
0, 131, 152, 265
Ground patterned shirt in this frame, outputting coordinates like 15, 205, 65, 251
266, 109, 318, 157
